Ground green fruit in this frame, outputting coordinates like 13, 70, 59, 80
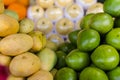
19, 18, 34, 33
91, 44, 119, 70
68, 29, 80, 45
55, 67, 77, 80
58, 42, 76, 54
79, 67, 108, 80
107, 66, 120, 80
77, 29, 100, 52
29, 31, 46, 52
90, 13, 113, 34
46, 40, 58, 51
4, 9, 19, 20
55, 51, 67, 69
104, 0, 120, 17
37, 48, 57, 71
65, 49, 90, 71
106, 28, 120, 50
80, 13, 94, 29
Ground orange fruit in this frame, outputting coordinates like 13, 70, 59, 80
17, 0, 29, 6
7, 2, 27, 20
3, 0, 16, 6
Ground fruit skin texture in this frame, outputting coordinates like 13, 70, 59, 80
90, 13, 113, 34
56, 18, 74, 35
7, 74, 25, 80
107, 66, 120, 80
65, 49, 90, 71
27, 69, 53, 80
27, 5, 44, 22
0, 54, 11, 66
80, 13, 94, 29
36, 0, 54, 9
37, 48, 57, 71
91, 44, 119, 70
79, 67, 108, 80
0, 33, 33, 56
0, 0, 4, 14
104, 0, 120, 17
55, 67, 77, 80
19, 18, 34, 33
9, 52, 41, 77
86, 2, 104, 14
4, 9, 19, 20
17, 0, 29, 7
35, 17, 53, 34
58, 42, 76, 54
7, 2, 27, 20
106, 28, 120, 50
68, 29, 80, 45
55, 51, 67, 69
77, 29, 100, 52
0, 14, 19, 37
29, 31, 47, 52
3, 0, 16, 6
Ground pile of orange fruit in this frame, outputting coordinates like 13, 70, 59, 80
3, 0, 29, 20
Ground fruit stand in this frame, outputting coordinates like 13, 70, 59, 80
1, 0, 120, 80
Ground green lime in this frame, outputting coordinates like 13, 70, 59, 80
79, 67, 108, 80
106, 28, 120, 50
107, 66, 120, 80
91, 44, 119, 70
68, 29, 80, 45
55, 67, 77, 80
90, 13, 113, 34
55, 51, 67, 69
58, 42, 70, 53
77, 29, 100, 52
104, 0, 120, 17
58, 42, 76, 54
80, 13, 94, 29
65, 49, 90, 71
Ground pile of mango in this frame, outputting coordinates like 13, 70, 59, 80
0, 1, 58, 80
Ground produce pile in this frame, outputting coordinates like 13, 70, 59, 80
2, 0, 120, 80
3, 0, 29, 21
27, 0, 104, 43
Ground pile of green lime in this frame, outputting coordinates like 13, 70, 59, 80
54, 0, 120, 80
